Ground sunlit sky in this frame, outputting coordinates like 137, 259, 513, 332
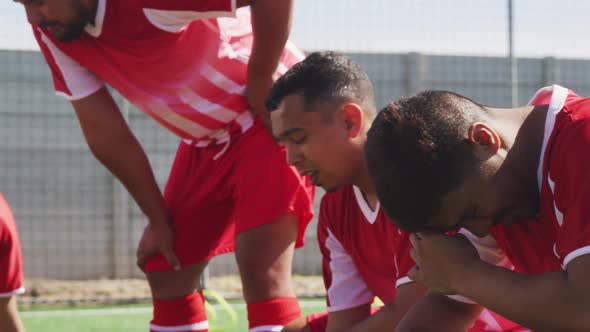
1, 0, 589, 59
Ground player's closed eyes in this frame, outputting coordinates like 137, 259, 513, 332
289, 134, 307, 145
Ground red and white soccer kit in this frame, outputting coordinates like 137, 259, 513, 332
0, 193, 24, 299
32, 0, 314, 267
306, 185, 519, 332
305, 185, 413, 332
32, 1, 314, 331
317, 185, 414, 311
456, 85, 589, 331
489, 85, 590, 272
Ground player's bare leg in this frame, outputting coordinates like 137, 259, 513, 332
146, 261, 208, 299
281, 317, 311, 332
0, 296, 24, 332
235, 213, 301, 331
146, 261, 210, 331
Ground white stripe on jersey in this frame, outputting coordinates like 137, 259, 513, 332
143, 8, 236, 33
547, 176, 564, 226
325, 228, 373, 312
200, 64, 245, 95
286, 40, 306, 61
39, 30, 103, 100
145, 99, 211, 138
395, 276, 412, 288
177, 87, 239, 123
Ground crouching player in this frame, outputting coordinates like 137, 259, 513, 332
268, 52, 520, 332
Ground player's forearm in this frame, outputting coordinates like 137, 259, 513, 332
248, 0, 293, 77
343, 303, 407, 332
84, 124, 168, 224
459, 261, 590, 331
395, 293, 480, 332
73, 90, 168, 225
346, 284, 426, 332
326, 304, 371, 332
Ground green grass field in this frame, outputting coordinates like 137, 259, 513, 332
20, 299, 326, 332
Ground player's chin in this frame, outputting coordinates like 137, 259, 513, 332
54, 25, 84, 42
320, 182, 340, 193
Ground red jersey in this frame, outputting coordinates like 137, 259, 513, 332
319, 186, 523, 331
317, 185, 414, 311
475, 85, 590, 274
457, 85, 589, 331
0, 193, 24, 298
33, 0, 304, 144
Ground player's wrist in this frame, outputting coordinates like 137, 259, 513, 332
452, 258, 489, 296
146, 210, 171, 226
247, 56, 279, 78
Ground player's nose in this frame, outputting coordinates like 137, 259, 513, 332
286, 147, 303, 166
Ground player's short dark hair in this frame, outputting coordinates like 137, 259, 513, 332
365, 91, 488, 232
266, 51, 375, 119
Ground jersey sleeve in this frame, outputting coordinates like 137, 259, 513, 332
142, 0, 237, 33
553, 118, 590, 269
32, 27, 104, 101
317, 197, 373, 312
447, 230, 513, 304
0, 197, 24, 297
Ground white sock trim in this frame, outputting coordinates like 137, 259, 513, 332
149, 321, 209, 331
249, 325, 285, 332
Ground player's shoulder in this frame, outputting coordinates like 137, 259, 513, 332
554, 100, 590, 154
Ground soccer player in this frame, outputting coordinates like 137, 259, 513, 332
17, 0, 315, 331
267, 52, 520, 332
365, 85, 590, 331
0, 194, 25, 332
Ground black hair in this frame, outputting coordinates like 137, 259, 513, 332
266, 51, 375, 118
365, 90, 488, 232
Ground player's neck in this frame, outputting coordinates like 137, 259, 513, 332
492, 105, 549, 200
353, 165, 379, 211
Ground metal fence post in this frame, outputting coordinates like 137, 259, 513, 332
405, 52, 425, 95
111, 97, 132, 278
542, 56, 559, 86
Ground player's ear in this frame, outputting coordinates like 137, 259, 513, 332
468, 122, 501, 160
341, 103, 363, 138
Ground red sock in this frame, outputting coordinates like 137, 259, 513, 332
247, 297, 301, 332
150, 291, 208, 332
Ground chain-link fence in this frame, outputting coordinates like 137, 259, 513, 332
1, 0, 590, 298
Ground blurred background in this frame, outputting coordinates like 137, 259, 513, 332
1, 0, 590, 303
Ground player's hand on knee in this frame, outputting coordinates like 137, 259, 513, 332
136, 222, 181, 272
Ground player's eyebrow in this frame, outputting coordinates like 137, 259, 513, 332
275, 128, 304, 142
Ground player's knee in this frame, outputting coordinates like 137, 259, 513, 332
281, 316, 311, 332
240, 265, 293, 301
146, 263, 207, 299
